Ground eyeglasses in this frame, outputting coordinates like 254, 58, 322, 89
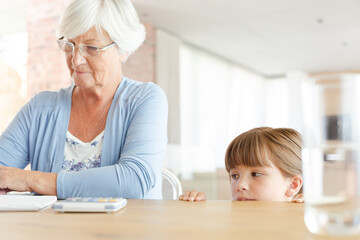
57, 37, 116, 57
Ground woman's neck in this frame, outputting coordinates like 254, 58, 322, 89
68, 81, 120, 142
72, 80, 120, 113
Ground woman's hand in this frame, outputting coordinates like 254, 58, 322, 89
0, 166, 31, 192
179, 190, 206, 201
0, 166, 57, 195
0, 188, 11, 195
292, 193, 304, 203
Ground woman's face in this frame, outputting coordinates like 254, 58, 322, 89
229, 160, 292, 201
65, 27, 124, 90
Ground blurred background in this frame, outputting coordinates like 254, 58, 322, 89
1, 0, 359, 199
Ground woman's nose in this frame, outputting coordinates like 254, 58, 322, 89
71, 47, 86, 66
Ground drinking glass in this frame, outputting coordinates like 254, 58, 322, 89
301, 74, 360, 236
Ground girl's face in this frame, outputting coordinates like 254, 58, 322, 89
230, 160, 292, 201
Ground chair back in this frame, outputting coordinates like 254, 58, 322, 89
162, 168, 182, 200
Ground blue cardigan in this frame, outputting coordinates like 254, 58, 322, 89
0, 77, 168, 199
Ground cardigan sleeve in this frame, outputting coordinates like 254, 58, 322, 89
56, 84, 168, 199
0, 102, 32, 169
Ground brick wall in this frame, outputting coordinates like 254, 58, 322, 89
122, 23, 156, 83
27, 0, 72, 98
27, 0, 156, 98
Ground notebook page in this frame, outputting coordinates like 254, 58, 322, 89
0, 195, 57, 211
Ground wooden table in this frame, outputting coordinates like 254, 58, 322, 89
1, 200, 359, 240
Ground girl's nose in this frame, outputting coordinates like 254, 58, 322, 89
237, 178, 249, 191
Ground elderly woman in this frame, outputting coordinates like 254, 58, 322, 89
0, 0, 167, 199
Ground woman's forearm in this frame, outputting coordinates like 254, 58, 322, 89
30, 171, 57, 195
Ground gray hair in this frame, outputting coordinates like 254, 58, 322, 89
56, 0, 145, 56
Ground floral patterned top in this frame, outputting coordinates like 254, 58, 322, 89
61, 131, 104, 172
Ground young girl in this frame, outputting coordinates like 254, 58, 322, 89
179, 127, 303, 202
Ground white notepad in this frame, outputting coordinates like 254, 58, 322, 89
0, 195, 57, 211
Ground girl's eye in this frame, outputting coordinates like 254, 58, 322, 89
231, 174, 239, 180
251, 172, 263, 177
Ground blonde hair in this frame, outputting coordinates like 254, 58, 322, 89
225, 127, 302, 191
57, 0, 145, 57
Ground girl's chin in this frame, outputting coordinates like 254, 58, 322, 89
236, 197, 256, 201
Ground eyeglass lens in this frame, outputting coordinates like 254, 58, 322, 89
57, 40, 100, 57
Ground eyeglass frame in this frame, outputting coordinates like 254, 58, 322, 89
57, 36, 116, 57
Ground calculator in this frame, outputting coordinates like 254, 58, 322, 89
52, 197, 127, 213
